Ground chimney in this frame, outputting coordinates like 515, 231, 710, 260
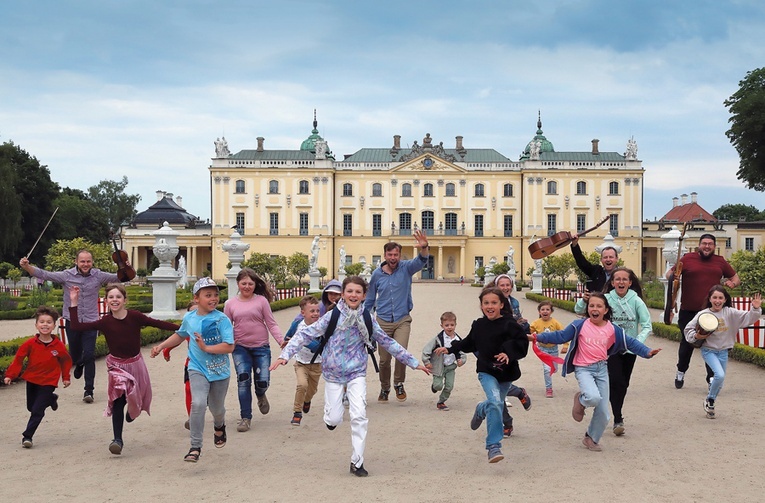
690, 191, 697, 204
176, 195, 183, 208
256, 137, 265, 152
456, 136, 464, 151
681, 193, 688, 205
393, 135, 401, 150
591, 139, 600, 154
156, 190, 165, 201
672, 197, 679, 207
165, 192, 173, 200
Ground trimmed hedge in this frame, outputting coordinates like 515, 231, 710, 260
526, 292, 765, 369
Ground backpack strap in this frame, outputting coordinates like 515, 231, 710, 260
363, 310, 379, 373
310, 308, 341, 364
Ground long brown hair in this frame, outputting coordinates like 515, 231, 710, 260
236, 267, 273, 302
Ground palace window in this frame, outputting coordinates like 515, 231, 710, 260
298, 180, 309, 194
235, 180, 245, 194
268, 180, 279, 194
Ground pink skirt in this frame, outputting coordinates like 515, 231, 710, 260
104, 353, 152, 420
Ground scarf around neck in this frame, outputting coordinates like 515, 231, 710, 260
336, 299, 373, 349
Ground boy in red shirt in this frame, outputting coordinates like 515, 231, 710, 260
4, 306, 72, 448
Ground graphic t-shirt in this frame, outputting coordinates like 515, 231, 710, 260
178, 309, 234, 381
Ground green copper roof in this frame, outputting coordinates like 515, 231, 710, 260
520, 112, 555, 160
299, 110, 333, 159
339, 148, 513, 163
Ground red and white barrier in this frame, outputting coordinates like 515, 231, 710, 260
59, 298, 108, 346
732, 297, 764, 348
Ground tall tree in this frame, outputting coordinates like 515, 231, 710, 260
713, 203, 764, 222
54, 188, 111, 242
0, 141, 59, 264
724, 67, 765, 191
0, 157, 23, 256
86, 176, 141, 231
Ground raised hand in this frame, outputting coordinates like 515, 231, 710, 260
751, 292, 762, 310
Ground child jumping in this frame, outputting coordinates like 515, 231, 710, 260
151, 278, 234, 463
421, 311, 467, 411
271, 276, 430, 477
435, 286, 528, 463
529, 301, 564, 397
685, 288, 761, 419
4, 306, 71, 449
531, 292, 661, 452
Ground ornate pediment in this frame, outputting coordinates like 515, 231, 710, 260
392, 154, 467, 173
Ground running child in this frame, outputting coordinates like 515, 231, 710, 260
435, 286, 529, 463
151, 277, 234, 463
69, 284, 180, 455
685, 288, 761, 419
529, 301, 564, 397
270, 276, 430, 477
4, 306, 72, 449
531, 292, 661, 452
421, 311, 467, 411
285, 296, 323, 426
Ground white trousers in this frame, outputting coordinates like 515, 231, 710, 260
324, 376, 368, 468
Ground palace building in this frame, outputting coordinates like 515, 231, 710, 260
203, 113, 646, 282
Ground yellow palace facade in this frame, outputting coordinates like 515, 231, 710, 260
207, 115, 645, 283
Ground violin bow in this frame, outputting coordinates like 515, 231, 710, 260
25, 207, 59, 258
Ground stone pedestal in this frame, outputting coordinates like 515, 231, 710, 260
149, 222, 180, 320
308, 271, 322, 293
531, 272, 543, 293
484, 272, 496, 286
222, 231, 250, 297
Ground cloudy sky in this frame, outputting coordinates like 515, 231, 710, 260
2, 0, 763, 223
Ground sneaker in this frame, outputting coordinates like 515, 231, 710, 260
303, 401, 312, 413
545, 388, 554, 398
704, 398, 715, 419
518, 387, 532, 411
582, 434, 602, 451
73, 364, 84, 380
51, 393, 59, 411
436, 402, 449, 411
326, 423, 337, 431
675, 371, 685, 389
378, 389, 389, 402
503, 426, 513, 437
488, 447, 504, 463
236, 417, 251, 432
613, 422, 625, 436
470, 407, 484, 430
394, 384, 407, 402
83, 392, 94, 404
22, 437, 33, 449
257, 394, 270, 415
291, 412, 302, 426
431, 384, 438, 394
109, 439, 123, 455
350, 462, 369, 477
184, 420, 190, 430
572, 392, 585, 422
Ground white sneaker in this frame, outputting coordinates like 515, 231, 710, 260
236, 417, 251, 432
675, 371, 685, 389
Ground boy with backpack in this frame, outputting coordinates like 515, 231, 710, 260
270, 276, 430, 477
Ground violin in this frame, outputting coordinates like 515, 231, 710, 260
528, 216, 610, 259
112, 235, 136, 282
663, 222, 688, 325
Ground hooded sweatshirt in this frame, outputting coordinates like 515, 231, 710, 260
685, 305, 761, 350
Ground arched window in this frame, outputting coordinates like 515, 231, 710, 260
609, 181, 619, 195
503, 183, 513, 197
402, 183, 412, 197
445, 183, 456, 197
546, 180, 557, 195
576, 181, 587, 195
268, 180, 279, 194
474, 183, 485, 197
423, 183, 434, 197
372, 183, 382, 197
235, 180, 245, 194
298, 180, 309, 194
342, 183, 353, 196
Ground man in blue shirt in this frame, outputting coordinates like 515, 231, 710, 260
364, 230, 429, 402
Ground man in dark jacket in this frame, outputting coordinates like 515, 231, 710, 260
570, 234, 619, 293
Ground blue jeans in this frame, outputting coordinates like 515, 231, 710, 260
701, 347, 728, 400
539, 345, 559, 389
574, 361, 610, 443
66, 321, 97, 393
233, 344, 271, 419
476, 372, 512, 450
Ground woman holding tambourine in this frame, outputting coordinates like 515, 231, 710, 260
685, 287, 761, 419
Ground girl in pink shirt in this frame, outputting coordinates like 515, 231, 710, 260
223, 268, 284, 433
531, 292, 660, 451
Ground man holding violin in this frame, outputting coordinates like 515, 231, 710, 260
20, 250, 122, 404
